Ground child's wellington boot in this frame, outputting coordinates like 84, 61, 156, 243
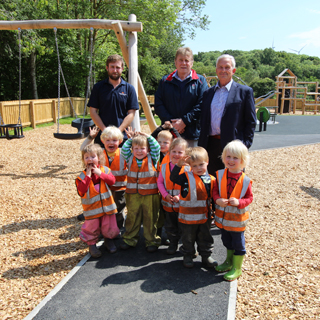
215, 249, 234, 272
89, 244, 101, 258
183, 255, 194, 268
202, 256, 218, 268
104, 238, 117, 254
223, 255, 244, 281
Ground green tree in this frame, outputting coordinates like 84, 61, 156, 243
250, 77, 275, 98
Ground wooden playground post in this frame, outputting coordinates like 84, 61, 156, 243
112, 20, 157, 132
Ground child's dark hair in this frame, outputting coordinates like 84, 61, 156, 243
81, 144, 106, 167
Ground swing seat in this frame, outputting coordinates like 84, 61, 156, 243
71, 118, 94, 134
54, 132, 85, 140
53, 118, 94, 140
0, 124, 24, 139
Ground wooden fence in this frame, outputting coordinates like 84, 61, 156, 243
0, 95, 156, 129
0, 98, 87, 128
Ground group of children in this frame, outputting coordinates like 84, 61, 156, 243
75, 123, 253, 282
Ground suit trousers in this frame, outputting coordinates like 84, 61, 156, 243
207, 136, 225, 177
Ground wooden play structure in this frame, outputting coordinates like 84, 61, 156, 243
0, 18, 158, 138
274, 69, 320, 114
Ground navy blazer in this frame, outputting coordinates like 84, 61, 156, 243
198, 81, 257, 150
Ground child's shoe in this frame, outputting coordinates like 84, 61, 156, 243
89, 244, 101, 258
202, 256, 218, 268
77, 213, 85, 221
104, 238, 117, 253
215, 249, 234, 273
166, 243, 178, 255
183, 255, 194, 268
146, 245, 158, 253
120, 242, 133, 250
224, 255, 244, 281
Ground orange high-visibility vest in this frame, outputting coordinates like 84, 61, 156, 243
160, 162, 189, 212
126, 154, 158, 195
76, 166, 117, 220
178, 171, 215, 225
157, 153, 170, 172
215, 169, 252, 232
104, 149, 127, 191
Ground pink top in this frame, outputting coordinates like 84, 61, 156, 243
157, 162, 176, 198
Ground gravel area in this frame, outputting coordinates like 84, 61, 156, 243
0, 124, 319, 319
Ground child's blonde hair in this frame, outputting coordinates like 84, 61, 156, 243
81, 144, 106, 167
157, 130, 173, 142
221, 140, 249, 168
132, 135, 148, 148
100, 125, 124, 143
169, 137, 188, 152
186, 146, 209, 163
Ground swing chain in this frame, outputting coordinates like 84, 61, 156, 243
54, 27, 61, 133
80, 27, 94, 134
18, 28, 22, 125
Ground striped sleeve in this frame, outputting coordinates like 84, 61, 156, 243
121, 138, 132, 162
147, 135, 160, 166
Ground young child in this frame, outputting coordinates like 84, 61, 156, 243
76, 144, 119, 258
120, 130, 161, 253
157, 137, 189, 254
151, 121, 180, 164
170, 147, 217, 268
100, 126, 128, 231
80, 126, 128, 231
213, 140, 253, 281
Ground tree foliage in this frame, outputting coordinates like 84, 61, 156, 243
194, 49, 320, 97
0, 0, 209, 100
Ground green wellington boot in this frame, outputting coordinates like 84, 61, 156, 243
215, 249, 234, 273
223, 255, 244, 281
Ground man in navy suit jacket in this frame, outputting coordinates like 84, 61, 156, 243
198, 54, 257, 176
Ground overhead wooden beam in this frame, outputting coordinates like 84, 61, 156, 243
0, 19, 143, 32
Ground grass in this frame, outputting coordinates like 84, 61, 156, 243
6, 115, 92, 135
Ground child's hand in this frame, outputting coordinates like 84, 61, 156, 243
89, 126, 99, 139
229, 197, 239, 207
172, 195, 180, 203
162, 121, 173, 130
177, 155, 190, 167
138, 131, 149, 137
165, 194, 174, 204
125, 126, 135, 139
91, 165, 101, 176
216, 198, 228, 208
86, 164, 93, 177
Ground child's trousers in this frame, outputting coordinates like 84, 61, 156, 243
123, 193, 161, 247
179, 220, 213, 257
220, 229, 246, 255
80, 214, 119, 245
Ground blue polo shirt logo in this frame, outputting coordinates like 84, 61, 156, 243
119, 92, 127, 96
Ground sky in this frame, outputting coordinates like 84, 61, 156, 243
183, 0, 320, 58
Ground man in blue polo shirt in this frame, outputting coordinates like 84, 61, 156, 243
89, 54, 139, 147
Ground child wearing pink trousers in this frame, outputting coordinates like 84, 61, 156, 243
76, 144, 119, 258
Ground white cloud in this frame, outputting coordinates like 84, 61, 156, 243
289, 27, 320, 47
307, 9, 320, 14
239, 36, 246, 40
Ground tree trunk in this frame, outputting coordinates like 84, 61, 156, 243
30, 51, 38, 99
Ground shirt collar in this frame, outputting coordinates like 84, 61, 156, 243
173, 70, 192, 82
214, 79, 233, 91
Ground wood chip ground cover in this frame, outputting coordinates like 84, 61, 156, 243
0, 125, 319, 319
